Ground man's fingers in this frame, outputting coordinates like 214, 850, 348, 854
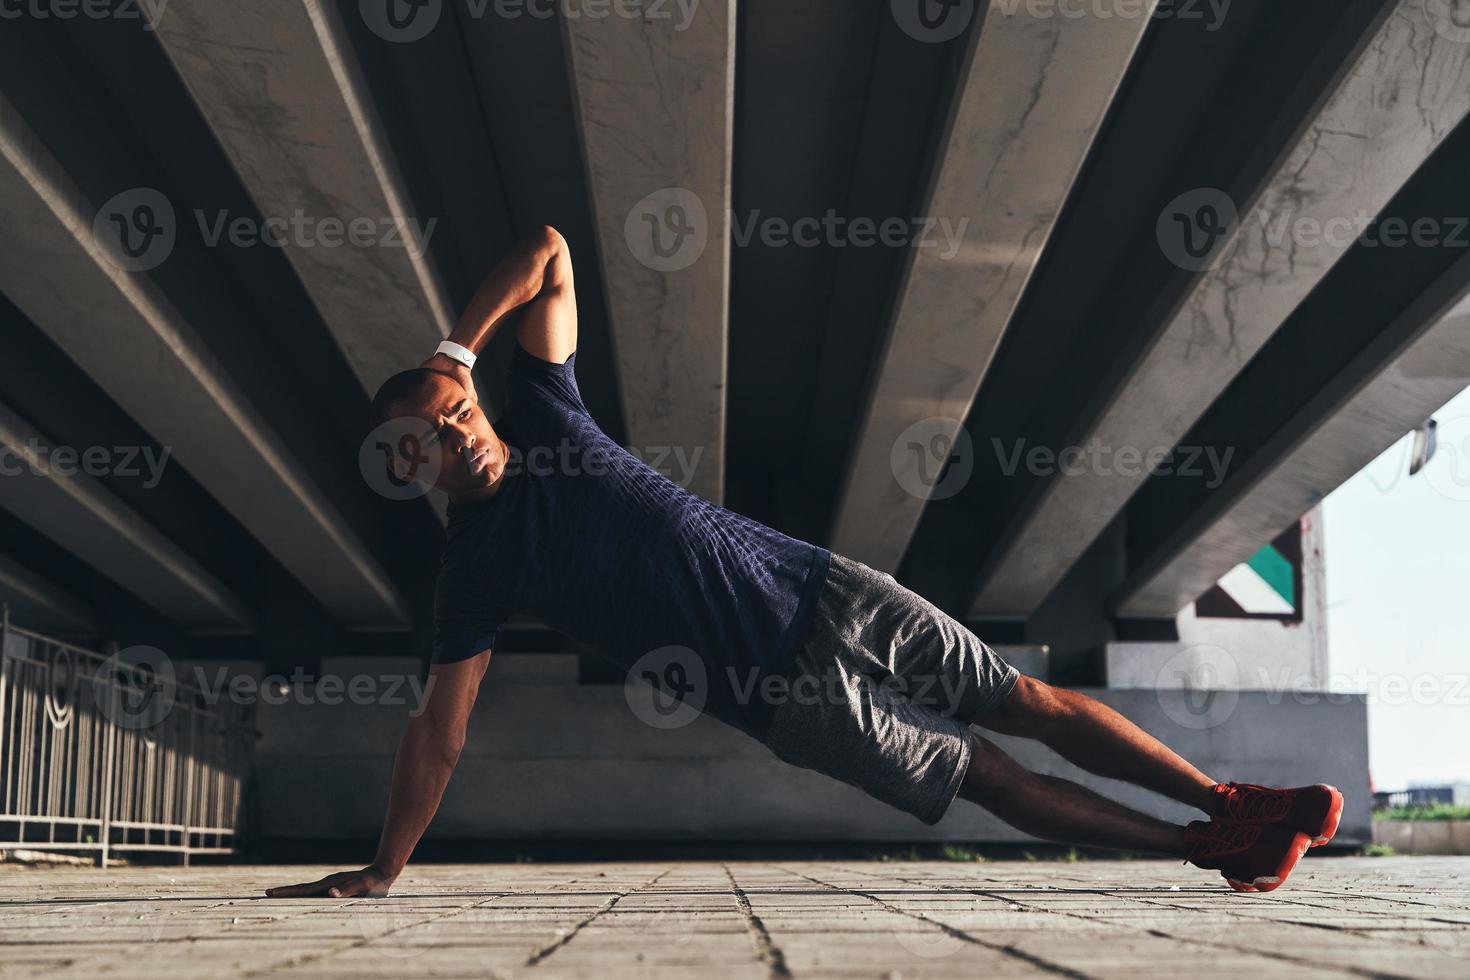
264, 882, 327, 898
265, 875, 340, 898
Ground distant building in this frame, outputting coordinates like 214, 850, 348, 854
1373, 783, 1470, 810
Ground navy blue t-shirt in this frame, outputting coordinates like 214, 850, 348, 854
433, 343, 831, 736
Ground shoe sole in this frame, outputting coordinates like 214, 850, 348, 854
1308, 784, 1344, 848
1224, 832, 1311, 894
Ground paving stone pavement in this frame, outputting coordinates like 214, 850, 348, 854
0, 857, 1466, 978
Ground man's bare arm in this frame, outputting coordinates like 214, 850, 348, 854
264, 651, 491, 898
423, 226, 577, 392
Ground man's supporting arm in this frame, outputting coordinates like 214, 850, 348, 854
424, 225, 578, 394
264, 651, 492, 898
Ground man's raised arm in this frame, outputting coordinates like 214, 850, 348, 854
264, 651, 492, 898
423, 225, 578, 396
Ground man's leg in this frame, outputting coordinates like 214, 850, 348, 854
958, 732, 1186, 854
975, 675, 1218, 812
952, 674, 1217, 855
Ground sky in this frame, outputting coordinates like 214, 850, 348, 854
1323, 385, 1470, 791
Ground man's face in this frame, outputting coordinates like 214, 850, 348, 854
395, 373, 507, 500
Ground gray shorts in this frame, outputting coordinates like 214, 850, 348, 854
763, 554, 1020, 825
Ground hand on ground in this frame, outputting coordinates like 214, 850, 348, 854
265, 866, 394, 899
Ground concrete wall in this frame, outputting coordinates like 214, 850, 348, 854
1373, 821, 1470, 855
1107, 508, 1329, 692
251, 653, 1371, 846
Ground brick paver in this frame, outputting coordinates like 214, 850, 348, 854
0, 857, 1466, 978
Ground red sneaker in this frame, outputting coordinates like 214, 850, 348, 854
1185, 820, 1311, 893
1212, 782, 1343, 847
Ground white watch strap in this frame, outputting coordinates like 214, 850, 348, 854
435, 340, 477, 369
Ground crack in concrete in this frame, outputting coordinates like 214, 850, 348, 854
722, 863, 792, 980
524, 865, 674, 967
781, 865, 1088, 978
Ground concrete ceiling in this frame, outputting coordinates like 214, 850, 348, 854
0, 0, 1465, 668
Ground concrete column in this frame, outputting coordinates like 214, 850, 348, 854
152, 0, 457, 397
563, 0, 733, 503
829, 3, 1155, 571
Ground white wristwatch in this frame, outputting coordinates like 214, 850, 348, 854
435, 340, 477, 370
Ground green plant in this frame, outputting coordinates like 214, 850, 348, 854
1373, 804, 1470, 822
1361, 843, 1396, 857
939, 844, 987, 863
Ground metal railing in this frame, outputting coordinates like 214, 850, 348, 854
0, 609, 254, 865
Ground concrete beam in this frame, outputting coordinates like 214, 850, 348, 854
562, 0, 732, 503
0, 93, 408, 629
1116, 274, 1470, 618
0, 402, 251, 632
829, 3, 1155, 571
151, 0, 456, 397
0, 553, 99, 635
971, 1, 1470, 618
